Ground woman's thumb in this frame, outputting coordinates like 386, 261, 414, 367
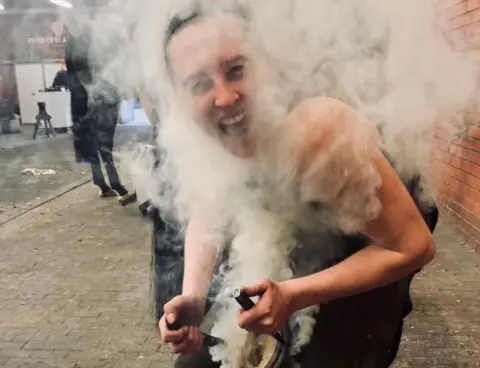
242, 279, 270, 297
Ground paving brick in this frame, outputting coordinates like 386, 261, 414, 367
11, 330, 39, 344
5, 357, 56, 367
112, 359, 154, 368
0, 342, 27, 351
0, 329, 19, 342
0, 348, 32, 359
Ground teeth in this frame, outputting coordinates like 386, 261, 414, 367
224, 122, 248, 136
218, 112, 248, 136
222, 112, 245, 125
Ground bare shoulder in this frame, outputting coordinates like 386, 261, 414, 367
285, 97, 379, 166
287, 96, 353, 127
289, 97, 427, 238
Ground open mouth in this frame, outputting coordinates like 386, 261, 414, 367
218, 112, 248, 137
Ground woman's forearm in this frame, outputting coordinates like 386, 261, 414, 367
286, 236, 435, 312
182, 217, 220, 302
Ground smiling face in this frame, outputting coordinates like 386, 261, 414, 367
167, 13, 256, 157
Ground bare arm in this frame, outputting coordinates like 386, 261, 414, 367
286, 153, 435, 311
182, 215, 221, 307
137, 89, 219, 306
159, 215, 220, 351
284, 98, 435, 311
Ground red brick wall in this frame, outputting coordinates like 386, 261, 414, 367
431, 0, 480, 250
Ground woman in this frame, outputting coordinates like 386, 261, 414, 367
154, 8, 438, 368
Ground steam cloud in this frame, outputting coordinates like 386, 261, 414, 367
41, 0, 480, 366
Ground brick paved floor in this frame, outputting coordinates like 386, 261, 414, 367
395, 222, 480, 368
0, 184, 173, 368
0, 183, 479, 367
0, 124, 148, 224
0, 134, 89, 224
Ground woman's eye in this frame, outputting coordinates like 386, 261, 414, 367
190, 79, 213, 96
227, 65, 244, 81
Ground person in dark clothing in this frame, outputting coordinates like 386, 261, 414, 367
88, 84, 133, 199
64, 26, 136, 203
51, 64, 70, 90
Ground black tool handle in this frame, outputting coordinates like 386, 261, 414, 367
233, 289, 285, 344
166, 316, 223, 347
166, 319, 183, 331
234, 289, 256, 310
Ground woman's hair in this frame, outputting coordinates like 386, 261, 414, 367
164, 8, 203, 53
163, 7, 204, 73
163, 5, 249, 74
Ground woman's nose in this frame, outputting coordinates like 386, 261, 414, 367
214, 82, 239, 107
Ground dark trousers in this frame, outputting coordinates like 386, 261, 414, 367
89, 105, 127, 196
90, 142, 127, 195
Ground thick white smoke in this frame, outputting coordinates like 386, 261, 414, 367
208, 206, 297, 366
68, 0, 479, 366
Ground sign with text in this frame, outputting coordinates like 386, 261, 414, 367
1, 13, 67, 62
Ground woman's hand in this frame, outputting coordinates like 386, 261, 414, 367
158, 295, 205, 355
236, 279, 295, 335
